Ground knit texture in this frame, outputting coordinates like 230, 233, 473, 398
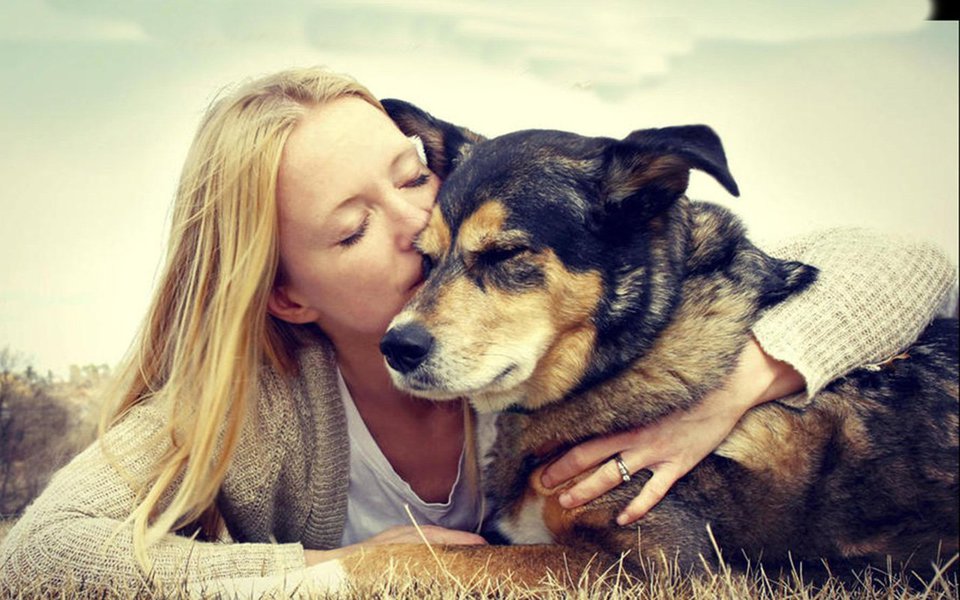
753, 228, 956, 405
0, 342, 346, 592
0, 228, 953, 592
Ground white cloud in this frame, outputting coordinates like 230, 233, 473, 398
0, 0, 146, 42
673, 0, 930, 42
2, 0, 932, 91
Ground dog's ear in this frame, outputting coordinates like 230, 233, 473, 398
600, 125, 739, 222
380, 99, 485, 179
755, 258, 818, 309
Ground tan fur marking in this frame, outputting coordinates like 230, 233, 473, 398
525, 464, 599, 542
416, 205, 451, 257
524, 251, 603, 408
524, 327, 597, 409
459, 201, 508, 254
716, 407, 798, 471
715, 403, 830, 491
837, 402, 874, 456
639, 155, 691, 192
426, 272, 551, 379
419, 128, 448, 172
609, 154, 689, 202
420, 244, 601, 408
474, 282, 549, 347
837, 535, 894, 559
430, 275, 481, 324
542, 250, 603, 330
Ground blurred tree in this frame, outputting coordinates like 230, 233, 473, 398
0, 347, 97, 518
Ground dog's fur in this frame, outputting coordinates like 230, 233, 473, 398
365, 100, 959, 586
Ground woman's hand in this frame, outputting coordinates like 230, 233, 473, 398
304, 525, 487, 566
540, 336, 805, 525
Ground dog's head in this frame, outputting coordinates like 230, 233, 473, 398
379, 99, 740, 413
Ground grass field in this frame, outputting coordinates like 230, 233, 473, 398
2, 567, 958, 599
0, 534, 956, 600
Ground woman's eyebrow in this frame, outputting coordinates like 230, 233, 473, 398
390, 143, 422, 173
326, 195, 362, 223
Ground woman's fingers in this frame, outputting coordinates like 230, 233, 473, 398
541, 430, 634, 489
615, 467, 680, 525
556, 456, 683, 524
557, 449, 649, 509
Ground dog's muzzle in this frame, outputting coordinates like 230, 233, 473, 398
380, 323, 434, 374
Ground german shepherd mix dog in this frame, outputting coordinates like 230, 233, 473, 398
336, 101, 958, 589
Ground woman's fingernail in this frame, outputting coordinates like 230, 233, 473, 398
616, 513, 630, 526
559, 493, 573, 508
541, 473, 554, 487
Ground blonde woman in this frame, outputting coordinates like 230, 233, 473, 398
0, 66, 953, 593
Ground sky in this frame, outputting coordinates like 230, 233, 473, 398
0, 0, 957, 376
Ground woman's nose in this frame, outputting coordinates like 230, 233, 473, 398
389, 194, 432, 249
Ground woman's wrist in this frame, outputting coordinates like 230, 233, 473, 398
737, 336, 806, 409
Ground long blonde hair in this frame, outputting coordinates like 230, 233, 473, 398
99, 67, 382, 569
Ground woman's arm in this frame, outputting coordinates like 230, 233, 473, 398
0, 400, 305, 593
541, 228, 956, 524
542, 336, 802, 522
753, 227, 956, 402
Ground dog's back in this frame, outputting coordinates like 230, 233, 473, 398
686, 318, 959, 570
808, 319, 958, 563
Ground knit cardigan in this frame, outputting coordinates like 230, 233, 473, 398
0, 228, 955, 592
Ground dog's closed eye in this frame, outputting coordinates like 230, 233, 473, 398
479, 245, 529, 267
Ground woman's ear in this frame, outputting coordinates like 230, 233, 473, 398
267, 285, 321, 324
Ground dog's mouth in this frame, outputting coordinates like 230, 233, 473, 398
390, 362, 521, 401
490, 364, 517, 386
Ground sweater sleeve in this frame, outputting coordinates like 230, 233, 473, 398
0, 399, 306, 594
751, 228, 957, 406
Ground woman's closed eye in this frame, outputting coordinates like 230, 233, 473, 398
403, 172, 431, 189
337, 172, 432, 248
339, 215, 369, 247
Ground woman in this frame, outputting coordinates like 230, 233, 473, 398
0, 66, 953, 592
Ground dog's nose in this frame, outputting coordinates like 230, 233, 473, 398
380, 324, 434, 374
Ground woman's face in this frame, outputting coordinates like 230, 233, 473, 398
270, 97, 439, 345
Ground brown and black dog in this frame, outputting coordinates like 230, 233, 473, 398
345, 100, 959, 588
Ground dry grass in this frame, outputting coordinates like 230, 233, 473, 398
335, 554, 960, 600
1, 550, 957, 599
1, 512, 956, 598
0, 518, 15, 544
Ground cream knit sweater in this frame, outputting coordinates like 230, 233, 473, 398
0, 228, 955, 593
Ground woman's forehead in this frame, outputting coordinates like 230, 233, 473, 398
283, 98, 405, 175
275, 98, 419, 218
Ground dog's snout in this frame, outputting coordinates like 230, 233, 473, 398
380, 323, 434, 374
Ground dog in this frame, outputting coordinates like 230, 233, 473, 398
341, 100, 959, 588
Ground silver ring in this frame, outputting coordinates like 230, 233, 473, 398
613, 453, 631, 483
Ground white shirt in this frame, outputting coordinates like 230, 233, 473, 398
337, 369, 498, 546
